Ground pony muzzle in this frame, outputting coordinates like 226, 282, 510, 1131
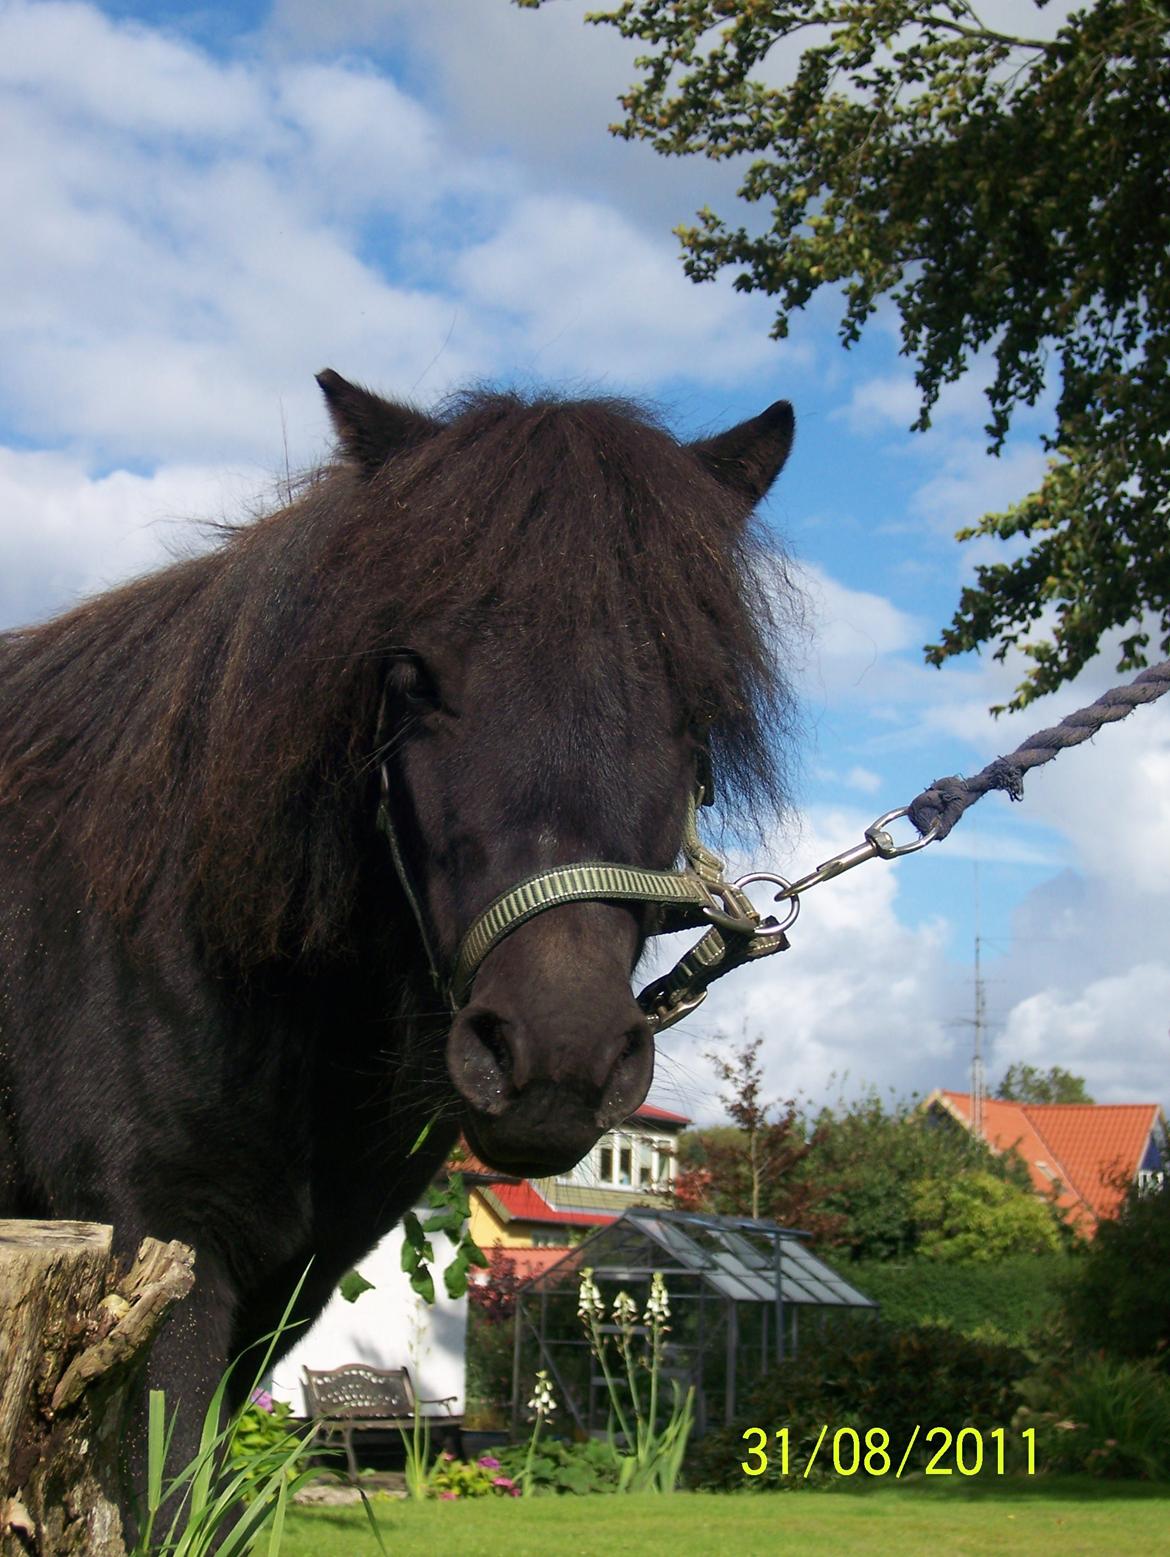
446, 990, 655, 1176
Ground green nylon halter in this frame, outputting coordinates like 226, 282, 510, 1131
376, 774, 790, 1032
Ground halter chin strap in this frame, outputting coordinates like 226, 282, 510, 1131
376, 766, 790, 1032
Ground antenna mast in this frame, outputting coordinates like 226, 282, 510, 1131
971, 863, 986, 1137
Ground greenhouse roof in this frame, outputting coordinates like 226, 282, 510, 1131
523, 1206, 877, 1310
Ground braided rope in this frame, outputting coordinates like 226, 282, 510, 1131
907, 658, 1170, 842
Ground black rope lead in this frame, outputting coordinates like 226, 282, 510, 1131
907, 658, 1170, 842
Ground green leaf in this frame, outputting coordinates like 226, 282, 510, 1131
338, 1269, 376, 1303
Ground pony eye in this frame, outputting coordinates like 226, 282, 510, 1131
389, 652, 443, 714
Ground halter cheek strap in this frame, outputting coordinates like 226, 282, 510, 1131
376, 765, 792, 1032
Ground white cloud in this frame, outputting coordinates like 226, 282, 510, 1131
994, 964, 1170, 1105
451, 194, 797, 388
0, 446, 264, 628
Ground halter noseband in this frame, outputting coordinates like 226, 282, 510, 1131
376, 766, 792, 1032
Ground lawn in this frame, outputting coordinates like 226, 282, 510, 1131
280, 1480, 1170, 1557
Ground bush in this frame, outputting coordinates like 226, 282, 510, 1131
687, 1316, 1031, 1490
851, 1255, 1070, 1347
465, 1308, 516, 1429
910, 1172, 1065, 1261
428, 1453, 521, 1499
496, 1437, 624, 1495
1061, 1182, 1170, 1365
1018, 1355, 1170, 1479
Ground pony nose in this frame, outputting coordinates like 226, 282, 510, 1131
447, 1001, 654, 1129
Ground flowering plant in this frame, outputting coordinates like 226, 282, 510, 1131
520, 1369, 557, 1497
428, 1453, 520, 1498
575, 1268, 695, 1493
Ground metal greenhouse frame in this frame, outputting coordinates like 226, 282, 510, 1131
510, 1207, 877, 1438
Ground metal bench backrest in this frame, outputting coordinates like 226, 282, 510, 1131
302, 1364, 416, 1421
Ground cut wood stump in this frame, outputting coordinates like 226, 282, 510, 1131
0, 1222, 194, 1556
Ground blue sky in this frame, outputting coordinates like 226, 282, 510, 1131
2, 0, 1167, 1121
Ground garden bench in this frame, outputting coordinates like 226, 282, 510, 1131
302, 1363, 464, 1479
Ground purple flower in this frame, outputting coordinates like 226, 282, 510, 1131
478, 1455, 501, 1469
249, 1389, 274, 1413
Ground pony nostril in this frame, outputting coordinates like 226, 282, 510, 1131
447, 1005, 520, 1117
619, 1024, 647, 1064
469, 1010, 512, 1081
595, 1016, 654, 1130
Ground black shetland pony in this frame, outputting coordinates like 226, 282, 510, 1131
0, 373, 796, 1501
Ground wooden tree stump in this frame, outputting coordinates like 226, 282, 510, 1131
0, 1222, 194, 1557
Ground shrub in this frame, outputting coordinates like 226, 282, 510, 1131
1018, 1355, 1170, 1479
910, 1172, 1065, 1261
687, 1316, 1031, 1490
1061, 1182, 1170, 1365
428, 1453, 521, 1499
227, 1392, 307, 1502
851, 1254, 1070, 1347
496, 1437, 624, 1495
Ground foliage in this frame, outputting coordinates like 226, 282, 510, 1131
129, 1274, 381, 1557
687, 1315, 1031, 1490
796, 1086, 1033, 1261
397, 1409, 433, 1502
1019, 1355, 1170, 1480
337, 1269, 375, 1303
227, 1393, 305, 1504
465, 1312, 517, 1428
468, 1252, 525, 1323
850, 1254, 1071, 1347
464, 1252, 523, 1427
401, 1172, 489, 1303
911, 1170, 1066, 1262
518, 0, 1170, 711
674, 1036, 843, 1238
1061, 1180, 1170, 1365
427, 1452, 521, 1499
578, 1268, 696, 1492
496, 1437, 626, 1496
997, 1063, 1094, 1104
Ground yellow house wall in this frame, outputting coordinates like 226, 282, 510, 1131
469, 1191, 531, 1249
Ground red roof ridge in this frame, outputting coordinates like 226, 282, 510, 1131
928, 1090, 1164, 1228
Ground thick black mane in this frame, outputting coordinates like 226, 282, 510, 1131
0, 390, 798, 967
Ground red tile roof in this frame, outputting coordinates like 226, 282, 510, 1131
930, 1090, 1162, 1231
484, 1180, 617, 1229
631, 1103, 690, 1126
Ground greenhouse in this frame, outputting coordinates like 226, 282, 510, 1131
510, 1207, 877, 1438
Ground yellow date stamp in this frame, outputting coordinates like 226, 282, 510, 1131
740, 1425, 1037, 1479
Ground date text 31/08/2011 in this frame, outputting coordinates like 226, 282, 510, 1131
741, 1426, 1037, 1480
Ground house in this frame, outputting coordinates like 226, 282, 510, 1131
926, 1089, 1168, 1235
468, 1102, 690, 1274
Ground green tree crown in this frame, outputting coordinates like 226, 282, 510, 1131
518, 0, 1170, 710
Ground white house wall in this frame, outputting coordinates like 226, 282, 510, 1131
269, 1213, 468, 1417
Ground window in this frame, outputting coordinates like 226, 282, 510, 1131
618, 1145, 632, 1185
599, 1144, 613, 1182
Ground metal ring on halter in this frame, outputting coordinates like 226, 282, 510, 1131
734, 872, 801, 937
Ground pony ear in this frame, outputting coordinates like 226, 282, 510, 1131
689, 401, 795, 506
316, 369, 437, 475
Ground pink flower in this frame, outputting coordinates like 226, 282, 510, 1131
478, 1455, 501, 1468
441, 1451, 455, 1461
249, 1389, 274, 1413
439, 1490, 458, 1500
492, 1475, 514, 1489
